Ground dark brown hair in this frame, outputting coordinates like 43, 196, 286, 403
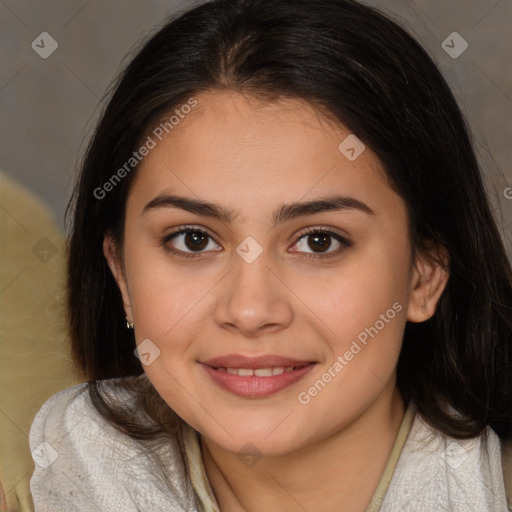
67, 0, 512, 441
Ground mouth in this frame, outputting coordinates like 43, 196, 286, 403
212, 365, 307, 376
200, 355, 316, 398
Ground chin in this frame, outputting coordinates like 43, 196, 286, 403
199, 418, 312, 458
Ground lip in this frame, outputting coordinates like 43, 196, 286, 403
200, 354, 316, 398
201, 354, 313, 369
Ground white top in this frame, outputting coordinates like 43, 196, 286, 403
29, 378, 511, 511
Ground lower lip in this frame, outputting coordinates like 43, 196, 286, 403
201, 363, 315, 398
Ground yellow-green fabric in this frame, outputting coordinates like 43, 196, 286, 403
0, 172, 82, 511
365, 402, 417, 511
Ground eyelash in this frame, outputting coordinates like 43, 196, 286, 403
160, 225, 352, 261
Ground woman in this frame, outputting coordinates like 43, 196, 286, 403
30, 0, 512, 510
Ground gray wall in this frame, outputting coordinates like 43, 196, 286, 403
1, 0, 511, 254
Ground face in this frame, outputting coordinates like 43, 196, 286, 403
105, 90, 447, 457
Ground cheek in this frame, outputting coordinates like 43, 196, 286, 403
300, 244, 410, 348
125, 253, 208, 417
295, 275, 407, 429
125, 246, 211, 337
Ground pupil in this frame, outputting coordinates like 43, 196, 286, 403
182, 233, 331, 253
308, 234, 330, 252
185, 232, 208, 251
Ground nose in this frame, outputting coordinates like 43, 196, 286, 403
213, 248, 294, 338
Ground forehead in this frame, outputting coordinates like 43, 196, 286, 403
129, 90, 400, 220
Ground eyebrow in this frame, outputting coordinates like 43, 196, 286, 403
142, 193, 375, 227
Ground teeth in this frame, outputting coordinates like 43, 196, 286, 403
254, 367, 273, 377
220, 366, 296, 376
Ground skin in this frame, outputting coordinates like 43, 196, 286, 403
104, 90, 449, 511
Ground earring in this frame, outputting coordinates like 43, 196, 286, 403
126, 321, 134, 329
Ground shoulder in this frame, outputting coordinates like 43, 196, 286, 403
29, 382, 89, 451
380, 410, 511, 512
29, 379, 197, 511
29, 380, 136, 463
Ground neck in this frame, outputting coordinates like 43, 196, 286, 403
201, 385, 405, 512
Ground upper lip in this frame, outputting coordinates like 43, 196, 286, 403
201, 354, 315, 369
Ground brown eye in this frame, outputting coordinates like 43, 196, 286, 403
162, 228, 221, 257
307, 233, 332, 253
292, 229, 351, 259
184, 231, 209, 251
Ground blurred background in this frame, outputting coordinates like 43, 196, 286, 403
0, 0, 510, 510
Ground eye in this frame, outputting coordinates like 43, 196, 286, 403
161, 226, 351, 260
291, 228, 351, 259
161, 226, 221, 258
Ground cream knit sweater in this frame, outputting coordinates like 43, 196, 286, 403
29, 378, 512, 511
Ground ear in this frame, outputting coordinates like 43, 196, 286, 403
407, 243, 449, 323
103, 234, 134, 324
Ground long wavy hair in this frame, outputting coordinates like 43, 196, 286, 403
67, 0, 512, 442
